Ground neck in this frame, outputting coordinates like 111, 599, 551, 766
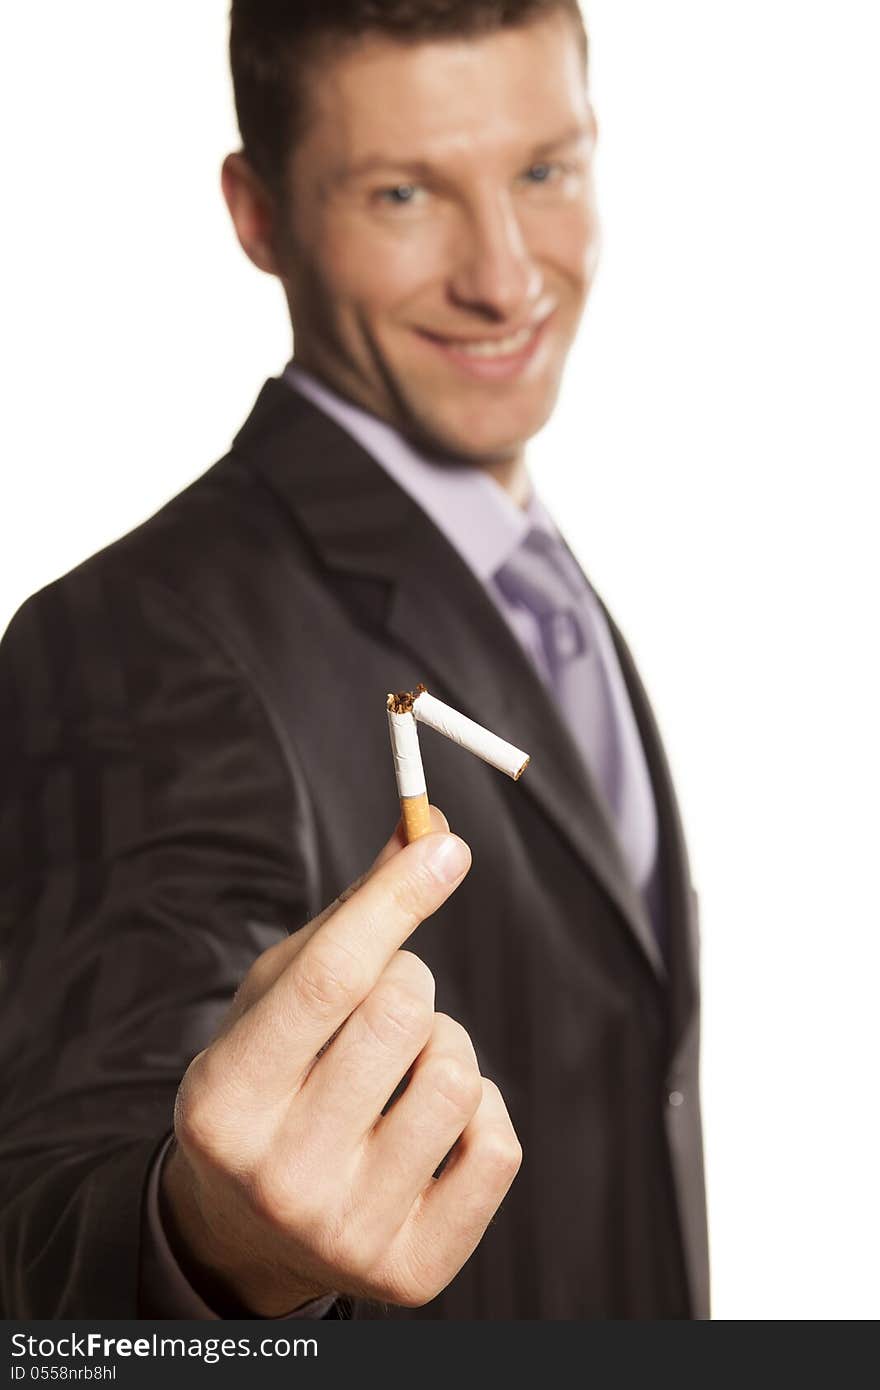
482, 453, 531, 509
287, 356, 533, 509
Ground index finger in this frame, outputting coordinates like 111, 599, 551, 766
216, 830, 471, 1104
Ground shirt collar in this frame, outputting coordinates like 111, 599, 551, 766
283, 362, 554, 583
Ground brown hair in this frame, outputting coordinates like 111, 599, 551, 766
230, 0, 588, 193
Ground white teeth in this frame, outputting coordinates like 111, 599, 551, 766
451, 326, 535, 358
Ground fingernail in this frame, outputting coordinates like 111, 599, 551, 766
426, 834, 471, 885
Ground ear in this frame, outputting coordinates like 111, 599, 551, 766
221, 152, 281, 277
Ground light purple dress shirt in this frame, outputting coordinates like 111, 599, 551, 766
285, 363, 659, 901
142, 360, 659, 1318
285, 365, 559, 685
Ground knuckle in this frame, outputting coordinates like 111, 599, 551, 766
474, 1124, 523, 1186
425, 1055, 483, 1120
376, 1255, 441, 1309
365, 977, 433, 1049
295, 939, 365, 1015
381, 1277, 433, 1309
174, 1076, 221, 1161
175, 1052, 265, 1173
387, 859, 441, 927
431, 1012, 477, 1062
393, 950, 436, 1001
186, 1044, 229, 1102
476, 1074, 502, 1105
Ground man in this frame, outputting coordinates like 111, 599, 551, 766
0, 0, 708, 1318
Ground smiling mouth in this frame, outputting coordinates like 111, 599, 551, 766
427, 323, 539, 358
415, 308, 556, 372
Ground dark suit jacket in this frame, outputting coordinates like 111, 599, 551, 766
0, 379, 708, 1318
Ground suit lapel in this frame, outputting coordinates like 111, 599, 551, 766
606, 615, 699, 1037
235, 378, 664, 981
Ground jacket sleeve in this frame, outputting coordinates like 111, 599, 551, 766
0, 559, 316, 1316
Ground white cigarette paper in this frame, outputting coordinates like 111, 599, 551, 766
387, 708, 427, 798
413, 690, 529, 781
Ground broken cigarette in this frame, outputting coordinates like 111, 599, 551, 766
386, 684, 530, 842
386, 695, 433, 842
412, 686, 530, 781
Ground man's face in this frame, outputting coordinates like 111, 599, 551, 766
275, 11, 599, 465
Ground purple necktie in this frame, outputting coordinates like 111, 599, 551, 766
494, 529, 660, 925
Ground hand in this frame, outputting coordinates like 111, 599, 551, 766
160, 809, 522, 1315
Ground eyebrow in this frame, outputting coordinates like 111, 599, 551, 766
338, 157, 437, 183
337, 122, 593, 184
529, 122, 594, 159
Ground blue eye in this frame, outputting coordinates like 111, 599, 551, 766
378, 183, 422, 205
523, 163, 558, 184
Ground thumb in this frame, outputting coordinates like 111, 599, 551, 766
221, 807, 452, 1029
371, 805, 451, 872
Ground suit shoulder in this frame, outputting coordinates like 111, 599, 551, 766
7, 447, 312, 643
91, 448, 304, 591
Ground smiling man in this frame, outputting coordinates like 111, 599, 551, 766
0, 0, 708, 1320
226, 3, 597, 487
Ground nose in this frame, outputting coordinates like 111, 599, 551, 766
448, 194, 543, 322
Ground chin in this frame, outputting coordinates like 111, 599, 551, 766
405, 390, 558, 466
409, 420, 526, 468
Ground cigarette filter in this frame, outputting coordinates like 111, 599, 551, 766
386, 700, 432, 840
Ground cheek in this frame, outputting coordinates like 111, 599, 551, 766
311, 216, 449, 324
529, 200, 599, 290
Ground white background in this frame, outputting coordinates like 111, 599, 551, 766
2, 3, 877, 1319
